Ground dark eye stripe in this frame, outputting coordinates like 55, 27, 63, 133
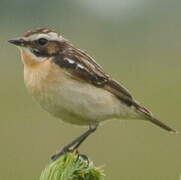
30, 48, 41, 56
30, 48, 49, 57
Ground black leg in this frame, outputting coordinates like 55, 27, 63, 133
51, 123, 98, 160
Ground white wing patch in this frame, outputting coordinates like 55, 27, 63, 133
64, 58, 75, 64
63, 57, 86, 70
77, 64, 84, 69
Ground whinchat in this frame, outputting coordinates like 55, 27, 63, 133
8, 28, 176, 160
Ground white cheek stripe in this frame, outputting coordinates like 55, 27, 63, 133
21, 48, 47, 62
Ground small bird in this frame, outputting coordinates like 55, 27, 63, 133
8, 28, 176, 160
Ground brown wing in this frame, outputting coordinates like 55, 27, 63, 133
52, 46, 176, 132
52, 47, 143, 107
52, 47, 134, 104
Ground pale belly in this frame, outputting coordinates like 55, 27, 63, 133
24, 66, 140, 126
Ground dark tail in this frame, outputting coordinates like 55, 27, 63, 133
148, 116, 177, 133
134, 101, 177, 133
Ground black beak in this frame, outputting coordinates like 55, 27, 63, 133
8, 37, 26, 46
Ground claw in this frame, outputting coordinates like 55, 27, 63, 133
75, 152, 90, 168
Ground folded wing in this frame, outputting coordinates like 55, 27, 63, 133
52, 46, 176, 133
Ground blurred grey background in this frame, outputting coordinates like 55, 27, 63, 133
0, 0, 180, 179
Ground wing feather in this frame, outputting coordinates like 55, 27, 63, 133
51, 46, 176, 132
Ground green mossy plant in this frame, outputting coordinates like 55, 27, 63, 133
39, 153, 105, 180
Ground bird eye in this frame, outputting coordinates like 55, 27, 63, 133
37, 38, 48, 46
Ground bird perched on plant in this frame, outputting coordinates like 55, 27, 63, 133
8, 28, 176, 160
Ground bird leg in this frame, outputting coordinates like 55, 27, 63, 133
51, 123, 98, 161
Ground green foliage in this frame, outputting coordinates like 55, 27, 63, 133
39, 153, 105, 180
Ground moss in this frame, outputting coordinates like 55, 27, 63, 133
40, 153, 105, 180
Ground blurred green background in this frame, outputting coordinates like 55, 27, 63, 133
0, 0, 180, 179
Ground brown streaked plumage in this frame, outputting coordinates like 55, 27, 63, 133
8, 28, 177, 160
23, 28, 57, 37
